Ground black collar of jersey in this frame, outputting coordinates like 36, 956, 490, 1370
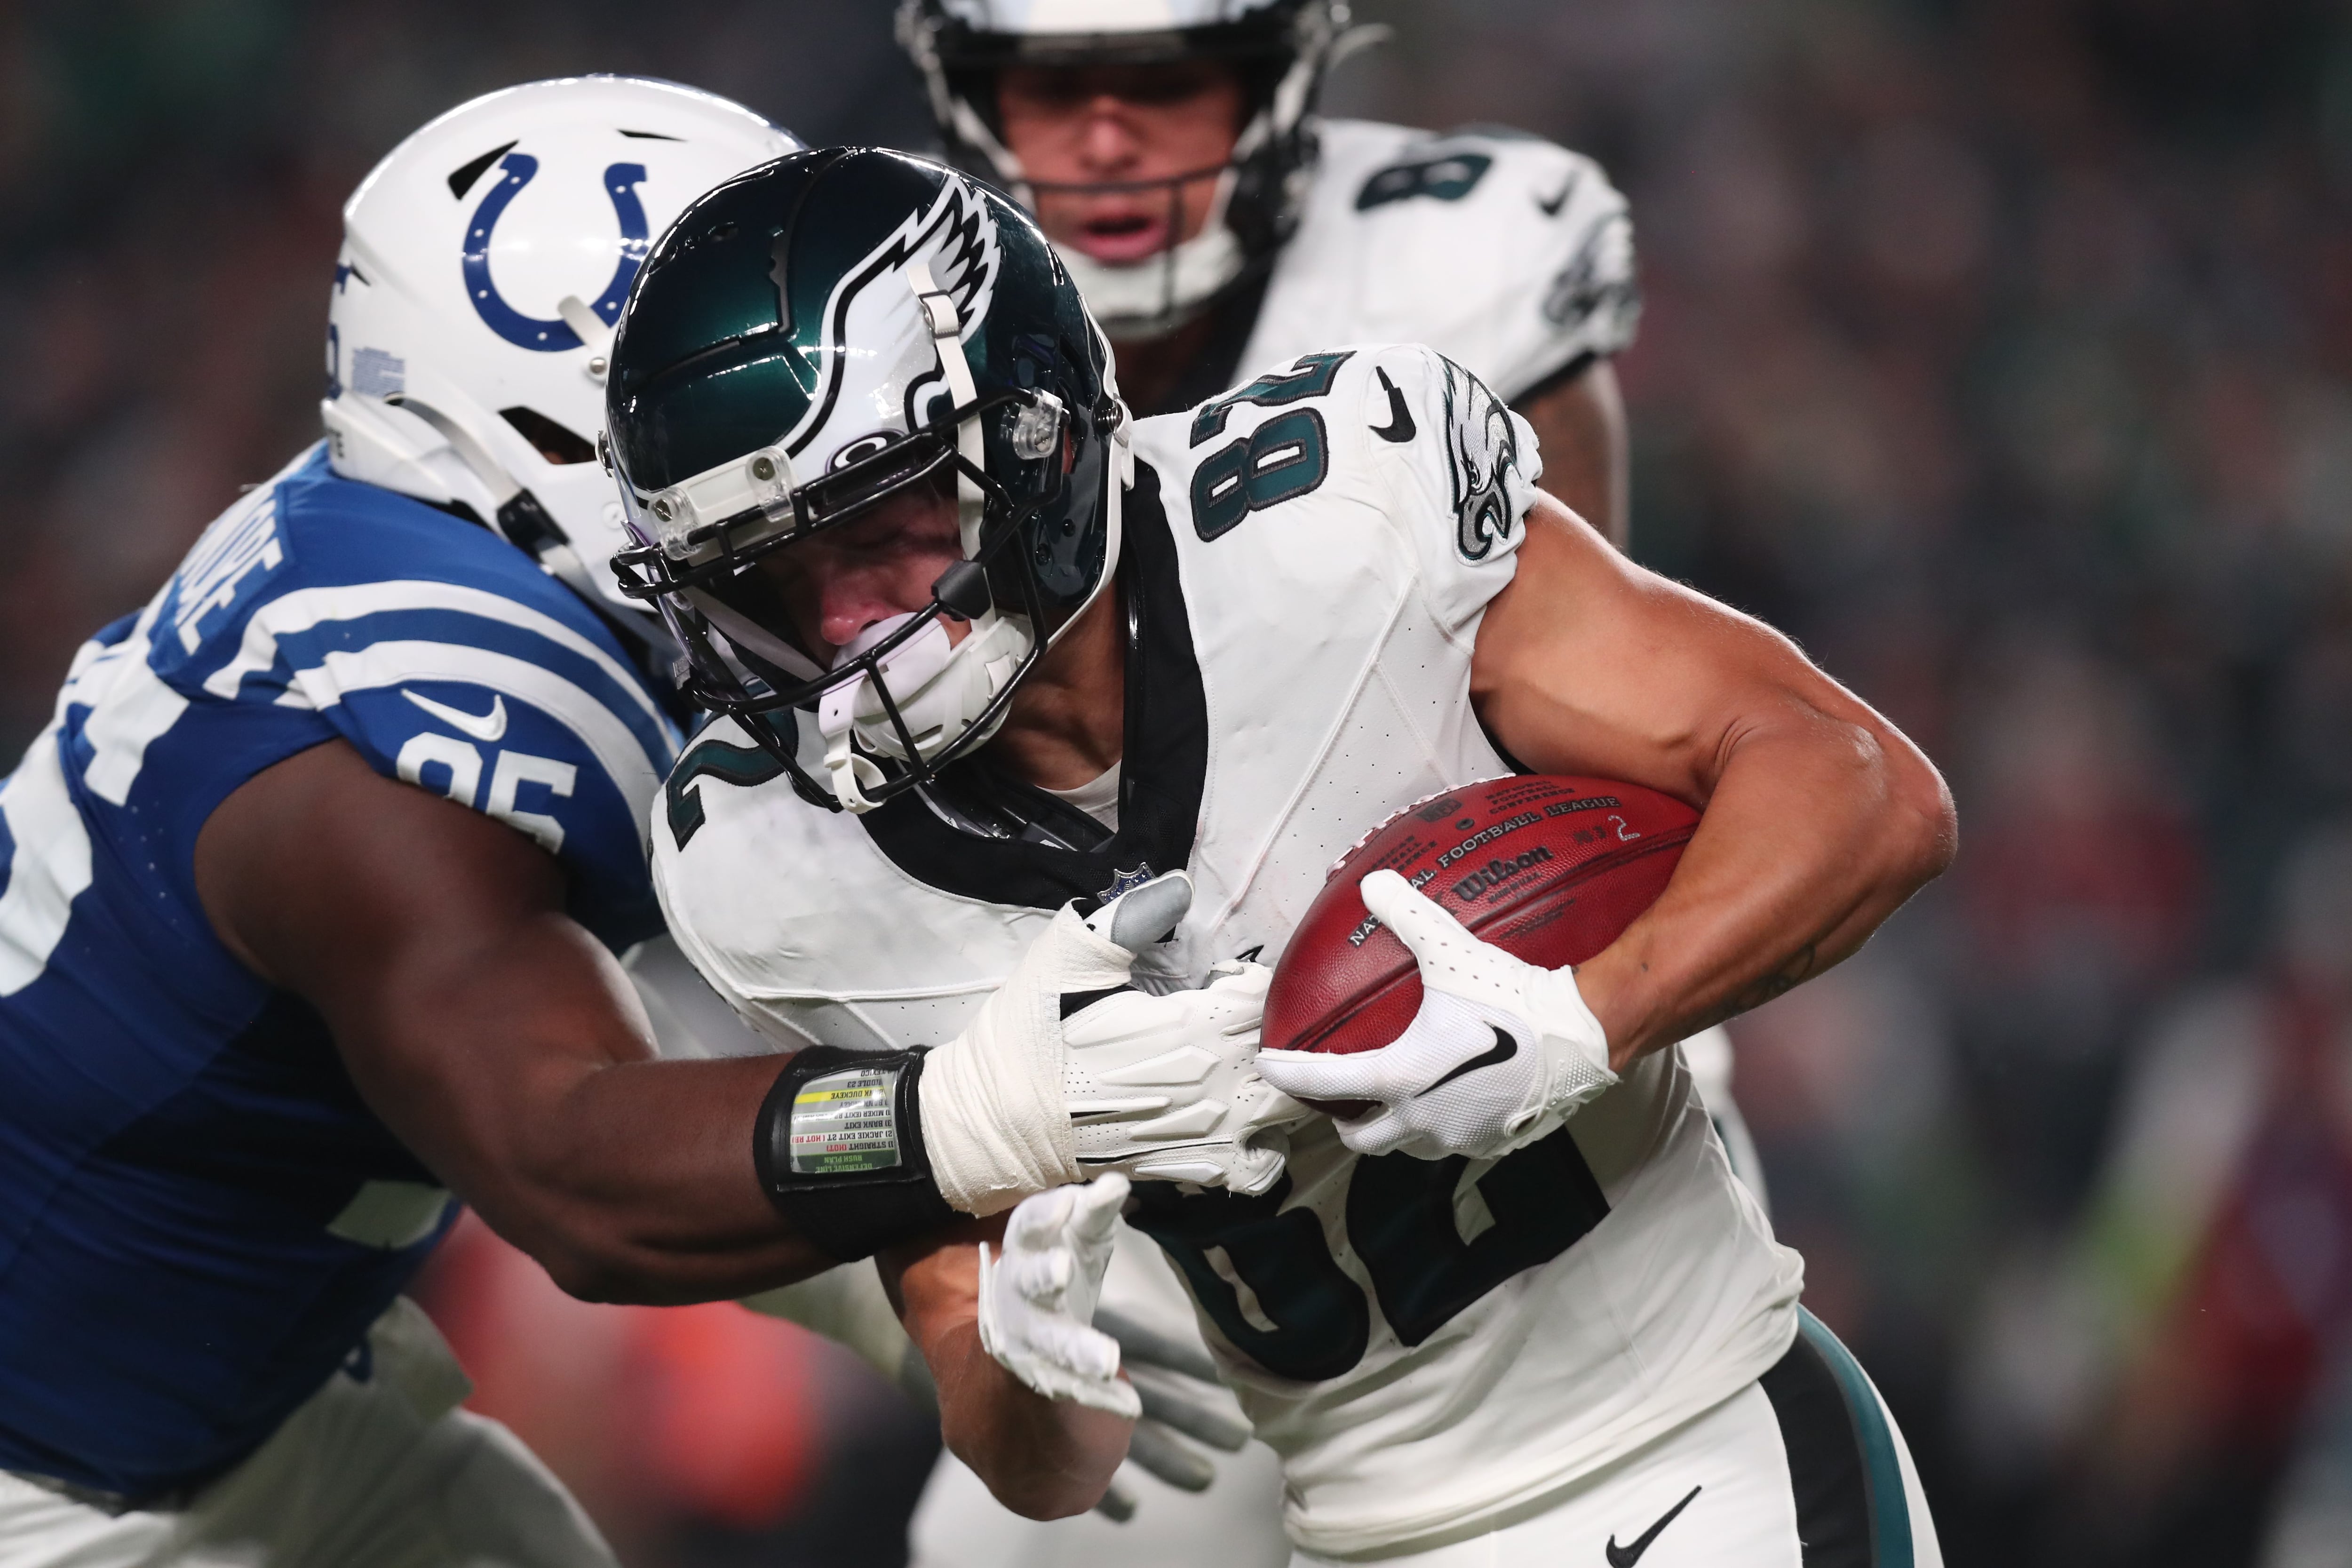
855, 461, 1208, 913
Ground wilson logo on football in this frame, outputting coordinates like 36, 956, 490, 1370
1452, 845, 1556, 901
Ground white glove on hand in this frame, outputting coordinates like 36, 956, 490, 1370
1255, 868, 1617, 1161
921, 871, 1304, 1215
977, 1175, 1141, 1418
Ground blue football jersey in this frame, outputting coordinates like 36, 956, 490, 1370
0, 445, 680, 1498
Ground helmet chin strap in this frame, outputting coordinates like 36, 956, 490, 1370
819, 612, 1031, 813
909, 260, 988, 556
811, 264, 1035, 813
388, 392, 609, 611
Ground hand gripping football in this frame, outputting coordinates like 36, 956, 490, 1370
1262, 775, 1699, 1058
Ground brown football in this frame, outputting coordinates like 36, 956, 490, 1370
1263, 775, 1699, 1059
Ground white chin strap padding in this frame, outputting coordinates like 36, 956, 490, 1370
818, 611, 1034, 813
910, 261, 988, 558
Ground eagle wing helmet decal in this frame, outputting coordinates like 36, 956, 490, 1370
783, 172, 1003, 464
1445, 359, 1522, 563
604, 150, 1122, 815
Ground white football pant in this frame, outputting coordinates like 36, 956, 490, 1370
0, 1298, 615, 1568
908, 1224, 1292, 1568
1288, 1310, 1941, 1568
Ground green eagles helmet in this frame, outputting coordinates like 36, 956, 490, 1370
605, 147, 1130, 812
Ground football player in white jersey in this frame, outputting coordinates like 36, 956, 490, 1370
886, 5, 1757, 1555
897, 0, 1635, 540
0, 78, 1294, 1566
608, 148, 1955, 1564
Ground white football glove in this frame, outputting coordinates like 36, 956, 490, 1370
1255, 868, 1618, 1161
920, 871, 1305, 1215
977, 1175, 1140, 1418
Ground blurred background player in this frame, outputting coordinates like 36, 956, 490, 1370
898, 0, 1636, 536
0, 77, 805, 1565
881, 4, 1763, 1559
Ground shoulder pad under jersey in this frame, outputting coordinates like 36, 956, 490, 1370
1135, 342, 1539, 637
149, 447, 679, 946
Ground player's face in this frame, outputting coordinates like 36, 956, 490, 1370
996, 61, 1247, 264
753, 474, 968, 663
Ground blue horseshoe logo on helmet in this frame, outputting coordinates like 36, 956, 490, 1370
462, 153, 649, 351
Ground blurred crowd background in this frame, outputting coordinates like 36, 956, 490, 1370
5, 0, 2351, 1563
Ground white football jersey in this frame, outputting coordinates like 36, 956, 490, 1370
1238, 120, 1637, 404
652, 344, 1798, 1556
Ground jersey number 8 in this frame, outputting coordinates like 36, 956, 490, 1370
1191, 409, 1331, 543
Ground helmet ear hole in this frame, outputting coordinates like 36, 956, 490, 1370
500, 407, 598, 465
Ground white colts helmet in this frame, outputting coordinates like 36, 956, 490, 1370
324, 77, 799, 625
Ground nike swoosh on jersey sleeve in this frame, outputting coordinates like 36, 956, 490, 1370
291, 640, 669, 818
402, 688, 509, 743
1356, 346, 1540, 637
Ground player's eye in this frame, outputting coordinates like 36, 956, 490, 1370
1109, 62, 1232, 109
1000, 67, 1091, 112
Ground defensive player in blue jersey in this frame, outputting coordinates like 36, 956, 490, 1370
0, 79, 807, 1565
0, 74, 1314, 1565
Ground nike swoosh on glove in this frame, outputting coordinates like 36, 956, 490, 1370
1255, 868, 1617, 1161
978, 1175, 1141, 1418
921, 871, 1305, 1215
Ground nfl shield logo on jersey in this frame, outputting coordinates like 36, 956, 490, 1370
1100, 864, 1157, 903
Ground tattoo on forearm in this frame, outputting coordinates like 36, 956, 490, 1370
1698, 943, 1817, 1030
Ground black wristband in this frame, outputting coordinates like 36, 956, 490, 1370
753, 1046, 959, 1263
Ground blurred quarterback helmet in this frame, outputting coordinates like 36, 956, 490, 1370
604, 148, 1128, 813
324, 76, 799, 625
896, 0, 1367, 338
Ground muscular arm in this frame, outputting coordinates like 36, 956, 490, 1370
879, 1222, 1133, 1519
1473, 497, 1956, 1067
1514, 358, 1629, 549
195, 739, 831, 1303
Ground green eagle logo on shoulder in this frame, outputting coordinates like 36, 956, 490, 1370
1441, 359, 1523, 564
